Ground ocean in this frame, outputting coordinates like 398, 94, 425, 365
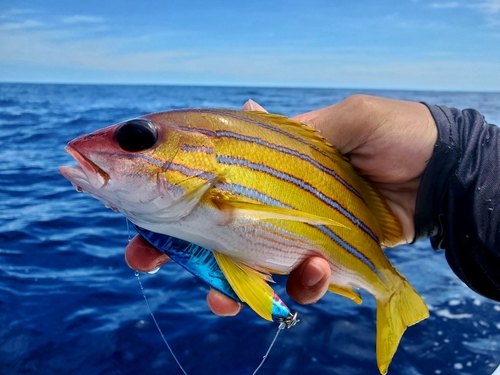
1, 83, 499, 375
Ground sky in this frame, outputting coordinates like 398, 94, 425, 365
0, 0, 499, 91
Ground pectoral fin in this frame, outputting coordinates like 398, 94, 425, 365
156, 176, 217, 221
212, 194, 347, 228
213, 251, 276, 322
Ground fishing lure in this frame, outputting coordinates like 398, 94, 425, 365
135, 225, 299, 328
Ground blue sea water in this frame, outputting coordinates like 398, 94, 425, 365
1, 82, 500, 375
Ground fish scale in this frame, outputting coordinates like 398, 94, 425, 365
60, 108, 429, 374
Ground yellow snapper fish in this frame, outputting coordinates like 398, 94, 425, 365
59, 108, 429, 374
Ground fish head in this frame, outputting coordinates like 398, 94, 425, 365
59, 114, 195, 227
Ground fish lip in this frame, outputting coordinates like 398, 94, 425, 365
60, 146, 109, 189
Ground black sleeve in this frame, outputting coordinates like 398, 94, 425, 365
414, 104, 500, 302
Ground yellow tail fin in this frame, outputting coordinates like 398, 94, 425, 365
375, 279, 429, 374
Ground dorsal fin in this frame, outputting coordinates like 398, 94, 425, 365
245, 110, 343, 160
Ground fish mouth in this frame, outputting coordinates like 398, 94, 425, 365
59, 146, 109, 190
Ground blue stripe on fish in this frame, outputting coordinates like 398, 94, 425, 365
215, 130, 363, 200
216, 182, 293, 209
315, 224, 384, 280
181, 144, 214, 154
168, 162, 217, 180
169, 124, 216, 137
216, 155, 379, 244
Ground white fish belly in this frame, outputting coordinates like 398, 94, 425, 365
137, 204, 320, 274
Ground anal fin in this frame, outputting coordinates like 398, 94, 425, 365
213, 251, 276, 322
328, 284, 362, 304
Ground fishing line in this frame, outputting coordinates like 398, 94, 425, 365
127, 219, 284, 375
136, 271, 285, 375
136, 271, 188, 375
128, 219, 187, 375
126, 218, 132, 242
251, 322, 285, 375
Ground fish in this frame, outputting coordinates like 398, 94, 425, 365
59, 108, 429, 374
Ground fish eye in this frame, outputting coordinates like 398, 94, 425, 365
115, 119, 158, 152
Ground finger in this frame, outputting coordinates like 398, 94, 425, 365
206, 288, 243, 316
291, 109, 322, 124
290, 104, 355, 152
286, 257, 331, 305
242, 99, 268, 112
291, 96, 373, 153
125, 235, 171, 272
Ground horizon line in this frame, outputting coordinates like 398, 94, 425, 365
1, 80, 499, 95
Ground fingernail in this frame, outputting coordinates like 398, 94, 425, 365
302, 260, 326, 288
147, 267, 160, 274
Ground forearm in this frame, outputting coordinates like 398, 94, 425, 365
415, 104, 500, 301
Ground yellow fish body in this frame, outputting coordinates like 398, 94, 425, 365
60, 109, 428, 374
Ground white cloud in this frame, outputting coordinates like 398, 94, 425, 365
0, 8, 38, 18
429, 0, 500, 13
0, 8, 104, 33
427, 0, 500, 28
61, 15, 104, 24
475, 0, 500, 13
473, 0, 500, 28
429, 2, 460, 8
0, 19, 45, 30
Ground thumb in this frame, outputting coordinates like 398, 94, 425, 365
292, 100, 365, 154
291, 103, 342, 134
291, 109, 322, 124
292, 104, 352, 152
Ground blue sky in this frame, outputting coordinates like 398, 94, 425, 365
0, 0, 499, 91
